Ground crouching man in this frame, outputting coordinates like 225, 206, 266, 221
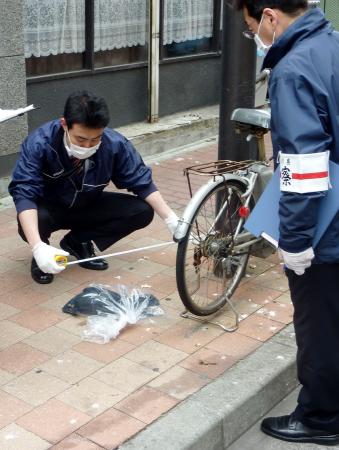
9, 91, 178, 284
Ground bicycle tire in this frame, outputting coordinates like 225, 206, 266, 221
176, 180, 254, 316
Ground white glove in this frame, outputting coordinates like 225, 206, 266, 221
164, 211, 179, 235
279, 247, 314, 275
32, 242, 69, 274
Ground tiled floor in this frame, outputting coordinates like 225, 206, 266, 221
0, 140, 293, 450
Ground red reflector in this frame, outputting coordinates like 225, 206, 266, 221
239, 206, 250, 218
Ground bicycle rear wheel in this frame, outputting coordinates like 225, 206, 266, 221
176, 180, 253, 316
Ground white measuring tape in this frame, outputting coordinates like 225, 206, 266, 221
57, 241, 176, 267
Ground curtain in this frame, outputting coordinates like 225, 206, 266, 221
24, 0, 86, 57
94, 0, 148, 51
23, 0, 214, 58
163, 0, 214, 45
23, 0, 148, 58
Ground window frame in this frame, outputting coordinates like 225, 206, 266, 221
159, 0, 222, 63
26, 0, 222, 83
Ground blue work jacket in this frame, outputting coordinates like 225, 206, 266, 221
9, 120, 157, 213
262, 8, 339, 263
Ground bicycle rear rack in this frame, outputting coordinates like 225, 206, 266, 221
184, 160, 255, 198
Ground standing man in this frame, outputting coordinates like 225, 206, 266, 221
9, 91, 178, 284
235, 0, 339, 446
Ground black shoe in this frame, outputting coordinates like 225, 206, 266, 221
31, 258, 54, 284
261, 414, 339, 446
60, 235, 108, 270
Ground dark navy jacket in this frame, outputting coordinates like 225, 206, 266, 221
262, 8, 339, 263
9, 120, 157, 213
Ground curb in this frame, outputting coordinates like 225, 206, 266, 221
119, 324, 298, 450
116, 106, 219, 160
129, 116, 218, 160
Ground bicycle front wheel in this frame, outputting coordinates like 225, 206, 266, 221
176, 180, 252, 316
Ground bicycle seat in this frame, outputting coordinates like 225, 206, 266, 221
231, 108, 271, 130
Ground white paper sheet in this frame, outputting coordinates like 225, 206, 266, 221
0, 105, 35, 123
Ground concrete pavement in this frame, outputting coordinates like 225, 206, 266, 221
0, 138, 296, 450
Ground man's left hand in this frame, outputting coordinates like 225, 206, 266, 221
164, 211, 179, 235
279, 247, 315, 275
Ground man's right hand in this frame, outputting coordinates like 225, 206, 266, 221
32, 242, 69, 274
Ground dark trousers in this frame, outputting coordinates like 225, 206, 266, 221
18, 192, 154, 251
286, 264, 339, 432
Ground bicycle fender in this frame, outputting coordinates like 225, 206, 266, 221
173, 174, 249, 243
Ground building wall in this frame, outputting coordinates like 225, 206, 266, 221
0, 0, 28, 179
27, 56, 221, 132
323, 0, 339, 30
318, 0, 338, 29
27, 67, 149, 131
159, 57, 221, 116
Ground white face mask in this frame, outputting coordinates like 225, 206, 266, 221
254, 34, 272, 57
63, 129, 101, 160
255, 15, 275, 57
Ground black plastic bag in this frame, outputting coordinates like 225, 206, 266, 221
62, 284, 163, 343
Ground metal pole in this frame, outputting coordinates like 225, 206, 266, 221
84, 0, 95, 70
148, 0, 160, 123
218, 0, 257, 161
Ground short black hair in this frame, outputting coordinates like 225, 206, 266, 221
63, 90, 110, 129
234, 0, 308, 21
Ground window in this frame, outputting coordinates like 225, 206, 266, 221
161, 0, 220, 58
94, 0, 148, 68
24, 0, 86, 76
24, 0, 220, 77
24, 0, 149, 76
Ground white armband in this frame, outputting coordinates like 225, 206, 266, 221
280, 151, 330, 193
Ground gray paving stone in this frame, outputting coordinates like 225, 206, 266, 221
120, 328, 298, 450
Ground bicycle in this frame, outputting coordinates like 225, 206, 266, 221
173, 70, 275, 324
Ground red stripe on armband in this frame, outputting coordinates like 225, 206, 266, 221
292, 171, 328, 180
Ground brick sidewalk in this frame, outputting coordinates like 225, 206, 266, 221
0, 141, 292, 450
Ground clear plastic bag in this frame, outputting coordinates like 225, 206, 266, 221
62, 284, 163, 344
83, 315, 128, 344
